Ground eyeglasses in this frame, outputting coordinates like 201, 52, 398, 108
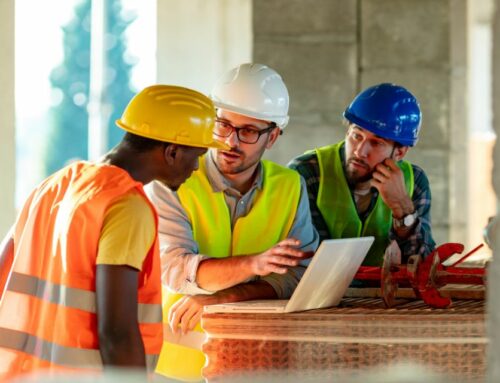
213, 119, 277, 144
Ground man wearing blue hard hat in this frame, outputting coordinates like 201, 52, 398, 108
289, 83, 436, 265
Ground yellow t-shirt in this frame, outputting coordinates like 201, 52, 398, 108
96, 190, 156, 270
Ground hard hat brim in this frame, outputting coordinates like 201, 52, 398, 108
213, 101, 289, 129
343, 111, 418, 147
116, 120, 231, 150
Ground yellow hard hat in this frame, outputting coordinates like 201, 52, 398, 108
116, 85, 229, 150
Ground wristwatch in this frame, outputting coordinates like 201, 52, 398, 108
393, 212, 417, 229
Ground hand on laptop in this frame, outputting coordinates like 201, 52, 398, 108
249, 238, 314, 276
169, 281, 281, 332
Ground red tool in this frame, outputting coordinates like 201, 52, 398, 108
354, 242, 487, 308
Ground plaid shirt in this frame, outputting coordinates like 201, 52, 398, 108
288, 143, 436, 259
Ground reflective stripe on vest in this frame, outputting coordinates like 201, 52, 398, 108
315, 142, 414, 266
0, 162, 163, 377
6, 272, 162, 324
0, 328, 159, 371
155, 158, 301, 381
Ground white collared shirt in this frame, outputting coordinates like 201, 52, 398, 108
145, 151, 319, 298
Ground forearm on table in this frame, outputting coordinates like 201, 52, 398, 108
261, 265, 307, 299
212, 279, 278, 303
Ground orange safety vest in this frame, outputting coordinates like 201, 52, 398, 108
0, 162, 163, 381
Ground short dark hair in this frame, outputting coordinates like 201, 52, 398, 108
122, 132, 169, 152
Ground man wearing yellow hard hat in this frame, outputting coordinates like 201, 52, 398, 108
0, 85, 226, 381
147, 64, 319, 381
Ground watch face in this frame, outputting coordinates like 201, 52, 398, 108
403, 213, 416, 227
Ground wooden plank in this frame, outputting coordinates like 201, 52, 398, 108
202, 298, 486, 381
344, 285, 485, 300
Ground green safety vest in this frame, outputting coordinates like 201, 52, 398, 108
156, 157, 301, 381
315, 142, 414, 266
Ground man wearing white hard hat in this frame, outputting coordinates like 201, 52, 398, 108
147, 63, 319, 381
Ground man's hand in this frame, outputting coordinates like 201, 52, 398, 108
371, 158, 414, 219
249, 238, 313, 276
168, 294, 220, 334
168, 280, 279, 334
196, 238, 313, 292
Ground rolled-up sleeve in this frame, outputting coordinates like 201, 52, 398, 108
145, 181, 214, 295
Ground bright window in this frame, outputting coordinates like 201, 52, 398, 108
15, 0, 156, 207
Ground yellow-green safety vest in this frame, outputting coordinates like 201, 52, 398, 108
315, 142, 414, 266
155, 157, 301, 381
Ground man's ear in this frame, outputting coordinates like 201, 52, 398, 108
265, 127, 281, 149
393, 145, 409, 161
163, 144, 178, 165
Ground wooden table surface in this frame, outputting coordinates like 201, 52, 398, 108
201, 297, 486, 382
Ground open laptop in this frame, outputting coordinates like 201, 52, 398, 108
204, 236, 374, 314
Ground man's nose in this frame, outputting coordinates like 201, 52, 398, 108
224, 128, 240, 147
354, 140, 369, 158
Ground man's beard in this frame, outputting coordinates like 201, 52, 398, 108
345, 158, 374, 186
215, 148, 248, 175
215, 146, 264, 175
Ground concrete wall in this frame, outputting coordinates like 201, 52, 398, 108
0, 0, 16, 238
254, 0, 357, 165
254, 0, 468, 246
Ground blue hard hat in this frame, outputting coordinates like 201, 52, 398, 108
343, 83, 422, 147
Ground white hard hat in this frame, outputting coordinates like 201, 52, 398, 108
210, 63, 290, 129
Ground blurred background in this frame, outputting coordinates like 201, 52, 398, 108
1, 0, 497, 261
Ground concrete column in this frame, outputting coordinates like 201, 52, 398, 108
0, 0, 16, 238
253, 0, 358, 165
361, 0, 467, 246
487, 0, 500, 380
449, 1, 469, 245
467, 0, 495, 260
156, 0, 252, 94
